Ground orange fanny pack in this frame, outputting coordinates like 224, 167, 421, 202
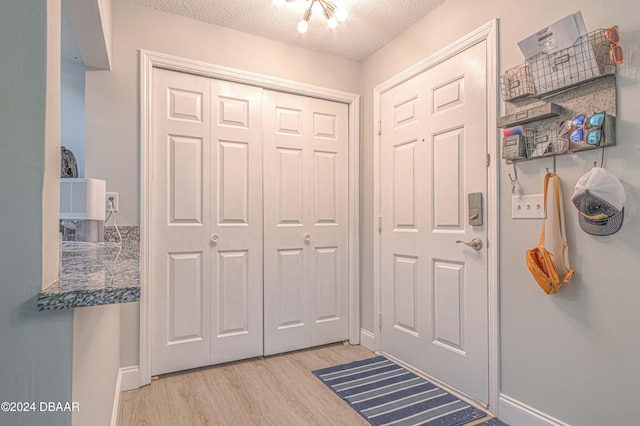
525, 173, 575, 294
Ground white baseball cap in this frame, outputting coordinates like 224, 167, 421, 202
571, 167, 625, 236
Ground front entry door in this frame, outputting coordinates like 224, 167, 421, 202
380, 40, 489, 404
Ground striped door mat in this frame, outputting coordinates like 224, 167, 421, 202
313, 355, 489, 426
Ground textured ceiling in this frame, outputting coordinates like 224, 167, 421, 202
130, 0, 447, 62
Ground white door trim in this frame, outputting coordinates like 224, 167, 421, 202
139, 50, 360, 386
372, 20, 499, 411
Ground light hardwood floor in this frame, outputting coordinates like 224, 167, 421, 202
119, 343, 374, 425
119, 343, 494, 426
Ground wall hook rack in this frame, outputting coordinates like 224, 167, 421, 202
508, 164, 518, 194
545, 156, 557, 175
498, 26, 619, 168
595, 147, 606, 168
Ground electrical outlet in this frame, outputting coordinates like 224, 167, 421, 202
105, 192, 119, 212
512, 195, 545, 219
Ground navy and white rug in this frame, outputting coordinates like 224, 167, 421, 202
313, 355, 489, 426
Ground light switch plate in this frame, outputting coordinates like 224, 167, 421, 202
512, 195, 545, 219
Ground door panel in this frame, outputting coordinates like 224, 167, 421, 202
432, 76, 465, 113
422, 42, 487, 403
314, 246, 339, 322
152, 70, 263, 374
168, 87, 204, 122
313, 151, 338, 224
433, 260, 465, 353
168, 136, 203, 224
381, 41, 488, 404
277, 147, 304, 224
263, 90, 349, 356
216, 250, 249, 336
264, 92, 310, 356
393, 141, 418, 229
217, 141, 249, 224
276, 248, 305, 329
209, 79, 263, 365
394, 254, 419, 335
167, 252, 204, 343
152, 69, 212, 375
433, 128, 463, 229
381, 71, 427, 369
308, 96, 349, 348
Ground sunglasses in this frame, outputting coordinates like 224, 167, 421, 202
604, 25, 624, 65
571, 128, 585, 142
569, 113, 606, 145
587, 129, 602, 146
570, 128, 602, 145
572, 113, 605, 127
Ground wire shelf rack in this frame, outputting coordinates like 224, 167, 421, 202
501, 29, 617, 102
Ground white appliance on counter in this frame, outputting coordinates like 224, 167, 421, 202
60, 178, 106, 243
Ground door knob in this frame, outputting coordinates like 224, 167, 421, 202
456, 237, 482, 250
304, 234, 311, 241
211, 234, 219, 243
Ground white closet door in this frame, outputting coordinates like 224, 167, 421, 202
262, 90, 349, 356
151, 68, 212, 375
151, 69, 264, 374
209, 80, 264, 364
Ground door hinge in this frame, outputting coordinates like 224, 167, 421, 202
486, 153, 491, 167
378, 312, 383, 330
378, 216, 382, 233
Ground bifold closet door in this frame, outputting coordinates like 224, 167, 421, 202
262, 90, 349, 356
209, 79, 263, 365
151, 68, 263, 375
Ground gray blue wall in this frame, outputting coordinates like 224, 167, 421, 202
360, 0, 640, 424
0, 2, 73, 425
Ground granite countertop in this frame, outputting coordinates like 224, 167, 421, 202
38, 237, 140, 311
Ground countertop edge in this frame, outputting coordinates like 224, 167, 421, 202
38, 285, 140, 311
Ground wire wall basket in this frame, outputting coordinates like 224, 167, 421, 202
501, 29, 617, 102
524, 128, 570, 159
500, 63, 537, 101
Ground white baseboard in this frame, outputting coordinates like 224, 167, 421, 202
111, 366, 140, 426
111, 369, 122, 426
119, 366, 140, 392
498, 394, 571, 426
359, 328, 375, 351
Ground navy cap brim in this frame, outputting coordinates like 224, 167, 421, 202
578, 207, 624, 236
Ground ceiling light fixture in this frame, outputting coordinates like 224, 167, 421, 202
274, 0, 348, 34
